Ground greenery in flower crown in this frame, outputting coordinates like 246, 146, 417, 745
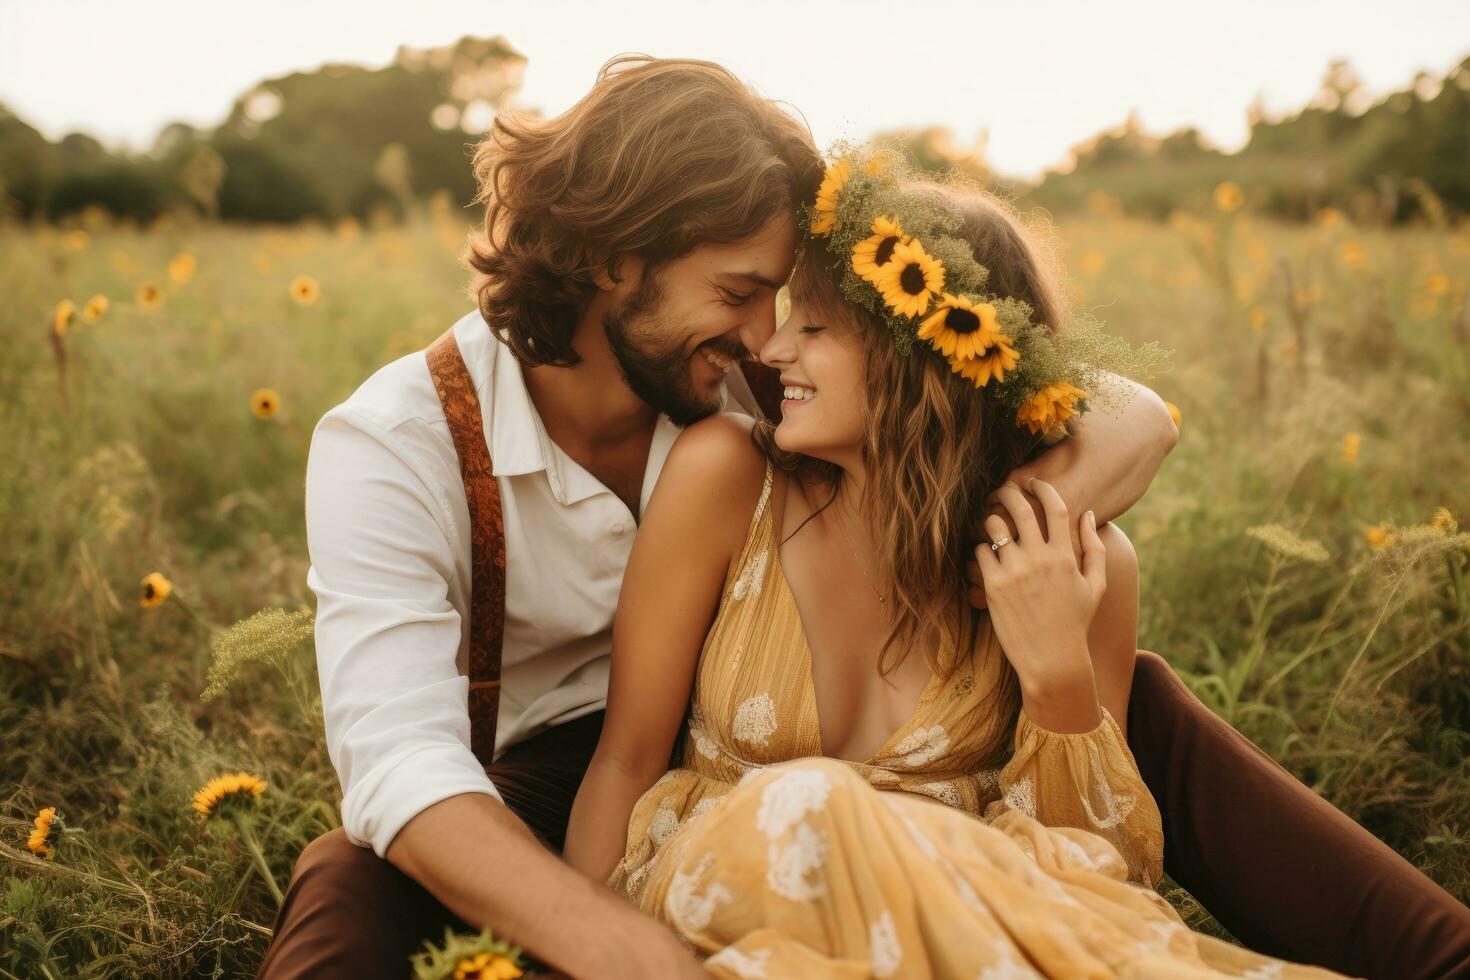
802, 141, 1171, 438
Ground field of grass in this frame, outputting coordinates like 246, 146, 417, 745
2, 196, 1467, 977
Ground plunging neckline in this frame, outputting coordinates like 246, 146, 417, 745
769, 538, 945, 765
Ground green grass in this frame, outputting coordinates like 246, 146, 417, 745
1, 205, 1467, 977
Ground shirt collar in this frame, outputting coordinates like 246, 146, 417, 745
450, 311, 687, 508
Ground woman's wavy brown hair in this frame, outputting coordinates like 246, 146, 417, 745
465, 55, 822, 366
760, 181, 1067, 757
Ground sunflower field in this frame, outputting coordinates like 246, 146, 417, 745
2, 187, 1467, 976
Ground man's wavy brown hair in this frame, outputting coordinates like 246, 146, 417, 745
761, 181, 1067, 758
465, 55, 822, 367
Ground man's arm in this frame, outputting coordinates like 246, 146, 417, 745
306, 413, 699, 978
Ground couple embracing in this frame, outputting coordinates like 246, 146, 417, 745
257, 56, 1470, 979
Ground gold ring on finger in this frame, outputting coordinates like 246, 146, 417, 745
990, 535, 1013, 552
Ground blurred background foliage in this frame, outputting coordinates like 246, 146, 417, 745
1, 37, 1467, 227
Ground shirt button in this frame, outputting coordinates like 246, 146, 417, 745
610, 521, 631, 536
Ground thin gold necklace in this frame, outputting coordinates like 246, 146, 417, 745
833, 499, 888, 604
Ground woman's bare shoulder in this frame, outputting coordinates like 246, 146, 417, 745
644, 412, 770, 558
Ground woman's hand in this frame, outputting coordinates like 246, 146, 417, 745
973, 478, 1107, 712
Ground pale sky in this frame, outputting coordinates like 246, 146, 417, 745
1, 0, 1466, 178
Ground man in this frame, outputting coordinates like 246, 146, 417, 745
258, 56, 1470, 979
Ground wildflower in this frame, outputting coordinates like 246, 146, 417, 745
453, 952, 524, 979
1340, 432, 1360, 464
1337, 241, 1368, 271
140, 571, 173, 608
1248, 307, 1268, 332
289, 275, 321, 306
136, 282, 164, 310
27, 807, 59, 860
1364, 524, 1396, 550
1246, 524, 1329, 564
169, 253, 197, 285
809, 158, 851, 236
53, 299, 76, 336
336, 216, 361, 242
82, 294, 109, 323
1079, 249, 1105, 277
191, 771, 268, 820
851, 215, 909, 284
875, 239, 945, 318
1315, 208, 1344, 230
250, 388, 281, 420
64, 229, 90, 251
1016, 381, 1088, 437
1164, 400, 1182, 430
1213, 181, 1244, 213
1425, 273, 1450, 297
917, 294, 1000, 360
1431, 507, 1458, 534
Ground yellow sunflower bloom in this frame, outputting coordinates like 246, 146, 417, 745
140, 571, 173, 608
250, 388, 281, 420
191, 771, 268, 820
1164, 400, 1182, 430
809, 159, 851, 236
1016, 381, 1089, 436
53, 299, 77, 336
948, 333, 1020, 388
136, 282, 164, 310
82, 294, 109, 324
917, 294, 999, 360
168, 253, 197, 285
1363, 524, 1396, 550
851, 215, 910, 284
1340, 432, 1360, 464
290, 274, 321, 306
1214, 181, 1244, 212
453, 952, 524, 979
875, 239, 944, 318
27, 806, 59, 860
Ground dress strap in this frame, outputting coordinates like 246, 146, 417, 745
425, 327, 505, 769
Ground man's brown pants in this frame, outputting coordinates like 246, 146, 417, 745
256, 655, 1470, 979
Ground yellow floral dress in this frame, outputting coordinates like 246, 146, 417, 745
608, 463, 1349, 979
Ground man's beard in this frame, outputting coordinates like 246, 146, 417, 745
602, 268, 743, 428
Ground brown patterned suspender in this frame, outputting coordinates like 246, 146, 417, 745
426, 329, 506, 769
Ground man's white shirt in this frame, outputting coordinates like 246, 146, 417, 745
305, 310, 762, 856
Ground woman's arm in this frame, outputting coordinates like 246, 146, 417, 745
563, 414, 767, 885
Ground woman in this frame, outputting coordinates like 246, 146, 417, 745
564, 154, 1347, 978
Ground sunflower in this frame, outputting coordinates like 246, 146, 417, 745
1213, 181, 1244, 213
140, 571, 173, 608
250, 388, 281, 420
1340, 432, 1360, 464
1016, 381, 1088, 436
290, 274, 321, 306
851, 215, 910, 284
453, 952, 524, 980
136, 282, 164, 310
875, 239, 944, 318
1363, 524, 1396, 551
82, 294, 109, 324
948, 333, 1020, 388
27, 807, 59, 860
917, 294, 999, 360
53, 299, 76, 336
169, 253, 197, 285
809, 159, 851, 236
1163, 400, 1182, 430
191, 771, 268, 820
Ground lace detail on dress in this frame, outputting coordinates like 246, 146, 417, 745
733, 693, 778, 747
706, 945, 773, 978
869, 910, 903, 977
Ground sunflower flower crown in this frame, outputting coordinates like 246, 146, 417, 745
804, 144, 1167, 439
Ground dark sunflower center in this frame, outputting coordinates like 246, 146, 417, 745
143, 584, 156, 599
874, 236, 900, 266
945, 307, 981, 334
899, 263, 926, 295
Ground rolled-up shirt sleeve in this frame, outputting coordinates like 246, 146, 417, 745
305, 409, 503, 858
